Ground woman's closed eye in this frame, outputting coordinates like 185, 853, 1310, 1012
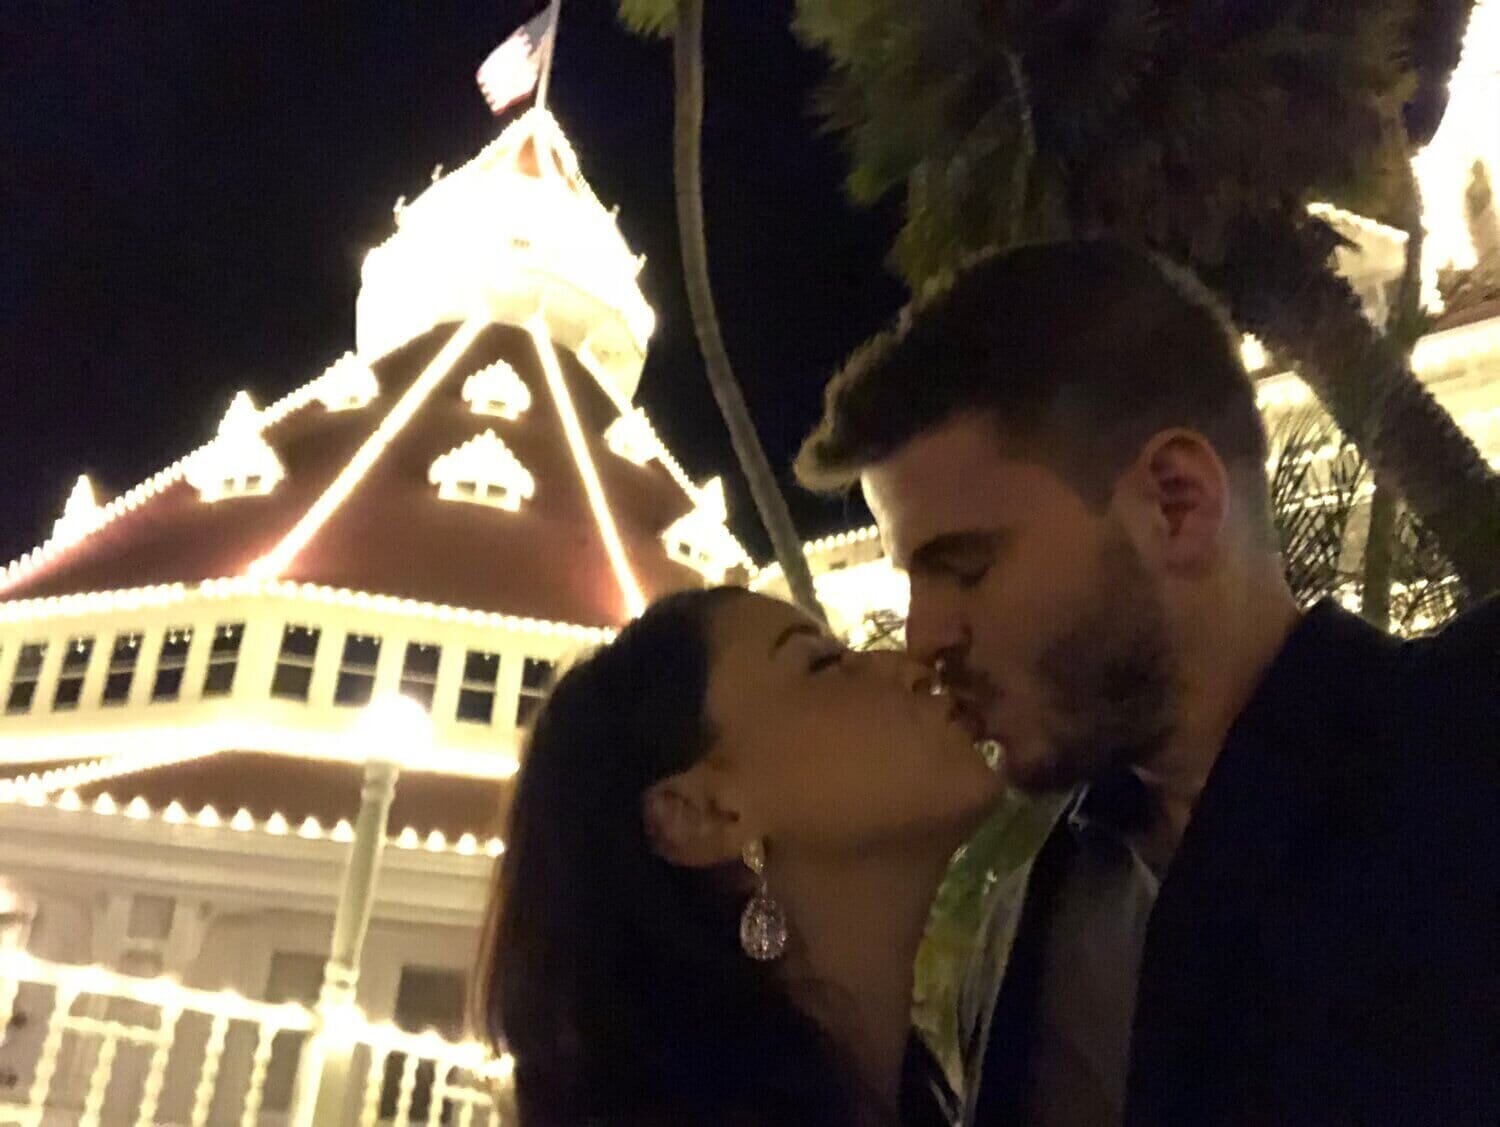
808, 649, 845, 674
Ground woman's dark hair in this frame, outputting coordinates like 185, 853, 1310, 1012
472, 588, 864, 1126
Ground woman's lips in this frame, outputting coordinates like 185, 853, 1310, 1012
948, 698, 987, 741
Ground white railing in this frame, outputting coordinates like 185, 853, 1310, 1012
352, 1024, 510, 1127
0, 951, 510, 1127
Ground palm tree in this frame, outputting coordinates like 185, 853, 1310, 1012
618, 0, 825, 622
1268, 406, 1469, 631
795, 0, 1500, 598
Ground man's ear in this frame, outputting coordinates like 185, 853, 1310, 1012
641, 763, 745, 869
1114, 429, 1228, 576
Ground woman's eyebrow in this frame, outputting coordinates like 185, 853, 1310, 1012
769, 622, 823, 657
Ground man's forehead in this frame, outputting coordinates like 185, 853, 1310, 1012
861, 415, 1011, 567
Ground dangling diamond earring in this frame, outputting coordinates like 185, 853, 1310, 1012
738, 839, 788, 961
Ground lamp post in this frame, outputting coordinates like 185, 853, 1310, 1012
288, 695, 429, 1127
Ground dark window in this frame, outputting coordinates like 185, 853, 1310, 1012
6, 642, 48, 715
52, 636, 95, 711
515, 657, 555, 728
380, 966, 466, 1124
102, 633, 143, 705
271, 625, 321, 701
399, 642, 441, 711
334, 634, 382, 706
126, 894, 176, 940
260, 952, 326, 1113
150, 628, 194, 702
456, 650, 499, 724
202, 622, 244, 697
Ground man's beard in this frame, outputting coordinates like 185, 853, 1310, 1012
1025, 527, 1176, 793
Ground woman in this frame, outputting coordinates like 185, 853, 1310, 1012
473, 587, 1002, 1125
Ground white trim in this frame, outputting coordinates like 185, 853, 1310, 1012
429, 430, 536, 512
1411, 311, 1500, 372
0, 575, 615, 640
0, 717, 520, 778
0, 786, 506, 860
51, 475, 103, 547
574, 344, 703, 498
530, 317, 646, 616
312, 351, 380, 412
462, 359, 532, 420
251, 318, 488, 578
748, 524, 882, 586
0, 364, 341, 596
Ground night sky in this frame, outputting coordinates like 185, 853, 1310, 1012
1, 1, 905, 565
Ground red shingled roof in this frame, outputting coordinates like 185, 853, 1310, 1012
2, 322, 704, 628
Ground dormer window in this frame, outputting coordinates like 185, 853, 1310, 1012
462, 361, 532, 421
185, 391, 285, 503
604, 408, 659, 467
52, 475, 102, 546
315, 352, 379, 412
429, 431, 535, 512
661, 478, 749, 581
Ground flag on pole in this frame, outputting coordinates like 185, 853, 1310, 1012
476, 7, 555, 116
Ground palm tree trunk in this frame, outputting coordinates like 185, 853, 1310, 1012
1361, 477, 1396, 630
671, 0, 825, 622
1214, 216, 1500, 599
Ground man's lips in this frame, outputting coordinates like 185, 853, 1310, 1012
947, 697, 988, 741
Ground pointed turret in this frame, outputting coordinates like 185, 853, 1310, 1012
357, 108, 655, 404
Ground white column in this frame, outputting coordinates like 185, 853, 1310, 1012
177, 619, 214, 705
74, 628, 111, 715
127, 626, 166, 708
304, 628, 341, 709
287, 697, 428, 1127
429, 640, 464, 728
235, 616, 283, 700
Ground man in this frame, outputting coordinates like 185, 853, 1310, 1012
795, 241, 1500, 1125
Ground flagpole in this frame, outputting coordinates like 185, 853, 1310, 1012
535, 0, 562, 110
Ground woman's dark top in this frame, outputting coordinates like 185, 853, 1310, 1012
901, 1033, 960, 1127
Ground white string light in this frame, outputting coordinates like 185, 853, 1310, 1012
0, 357, 345, 596
0, 743, 221, 797
530, 317, 646, 617
0, 785, 505, 858
251, 317, 488, 578
0, 575, 615, 643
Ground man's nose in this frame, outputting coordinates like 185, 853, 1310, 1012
905, 587, 966, 669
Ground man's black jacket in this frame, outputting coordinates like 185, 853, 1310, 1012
969, 598, 1500, 1125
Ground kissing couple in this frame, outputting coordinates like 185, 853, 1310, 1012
475, 242, 1500, 1126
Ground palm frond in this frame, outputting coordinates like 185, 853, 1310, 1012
797, 0, 1444, 288
616, 0, 679, 38
1269, 407, 1366, 607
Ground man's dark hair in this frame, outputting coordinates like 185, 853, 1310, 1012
796, 240, 1271, 527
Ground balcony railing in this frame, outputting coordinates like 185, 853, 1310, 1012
0, 950, 510, 1127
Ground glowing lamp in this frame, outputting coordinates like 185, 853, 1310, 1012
351, 694, 433, 769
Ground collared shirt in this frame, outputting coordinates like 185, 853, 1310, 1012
1022, 775, 1159, 1127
